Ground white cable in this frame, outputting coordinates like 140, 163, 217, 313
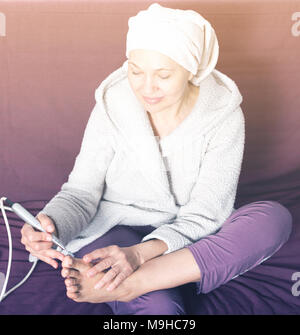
1, 205, 13, 212
0, 197, 38, 302
0, 197, 12, 302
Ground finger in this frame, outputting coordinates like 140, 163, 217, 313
21, 224, 35, 243
86, 257, 114, 277
31, 252, 59, 269
43, 248, 66, 262
30, 241, 53, 252
83, 249, 109, 263
22, 221, 48, 240
30, 232, 52, 243
106, 271, 128, 291
36, 213, 56, 234
24, 242, 65, 265
24, 229, 52, 244
83, 245, 119, 263
94, 266, 120, 289
42, 257, 59, 269
21, 223, 34, 235
20, 233, 29, 246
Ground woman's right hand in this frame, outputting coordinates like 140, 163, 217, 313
20, 213, 65, 269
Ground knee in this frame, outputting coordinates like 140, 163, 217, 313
255, 200, 293, 244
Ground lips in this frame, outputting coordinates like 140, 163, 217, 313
142, 96, 164, 105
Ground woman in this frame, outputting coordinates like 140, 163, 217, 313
20, 3, 292, 314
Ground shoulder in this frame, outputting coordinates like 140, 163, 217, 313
199, 69, 243, 115
211, 108, 245, 151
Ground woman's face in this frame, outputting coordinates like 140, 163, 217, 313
127, 49, 193, 116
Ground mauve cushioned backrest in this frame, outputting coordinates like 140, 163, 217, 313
0, 1, 299, 208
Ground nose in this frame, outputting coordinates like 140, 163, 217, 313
143, 75, 158, 95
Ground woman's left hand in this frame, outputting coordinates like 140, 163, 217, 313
82, 245, 142, 291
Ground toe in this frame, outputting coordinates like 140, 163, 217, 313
61, 268, 79, 278
67, 290, 78, 300
66, 289, 83, 303
62, 255, 73, 268
72, 257, 92, 273
61, 268, 68, 278
67, 284, 80, 293
65, 277, 77, 287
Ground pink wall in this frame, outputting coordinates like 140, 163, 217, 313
0, 1, 300, 204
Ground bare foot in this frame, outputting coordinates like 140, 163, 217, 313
61, 256, 127, 303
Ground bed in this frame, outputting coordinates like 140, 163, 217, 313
0, 0, 300, 314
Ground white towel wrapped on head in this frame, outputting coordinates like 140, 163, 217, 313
126, 3, 219, 85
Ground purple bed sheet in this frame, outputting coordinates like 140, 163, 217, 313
0, 199, 299, 315
1, 0, 300, 316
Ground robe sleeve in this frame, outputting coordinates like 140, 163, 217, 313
141, 107, 245, 254
38, 102, 115, 246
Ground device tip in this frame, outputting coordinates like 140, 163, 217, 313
4, 198, 14, 207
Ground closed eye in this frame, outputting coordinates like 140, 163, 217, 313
131, 72, 170, 79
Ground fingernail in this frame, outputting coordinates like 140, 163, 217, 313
46, 235, 52, 242
87, 270, 94, 277
106, 286, 113, 291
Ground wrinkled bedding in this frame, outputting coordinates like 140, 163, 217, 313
0, 0, 299, 314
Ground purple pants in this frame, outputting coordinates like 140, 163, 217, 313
74, 200, 292, 315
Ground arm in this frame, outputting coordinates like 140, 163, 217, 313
132, 238, 168, 264
120, 247, 201, 302
80, 238, 169, 291
39, 102, 114, 245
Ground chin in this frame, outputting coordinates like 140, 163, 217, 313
138, 96, 168, 115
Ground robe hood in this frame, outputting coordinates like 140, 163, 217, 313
95, 60, 243, 137
93, 61, 243, 204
